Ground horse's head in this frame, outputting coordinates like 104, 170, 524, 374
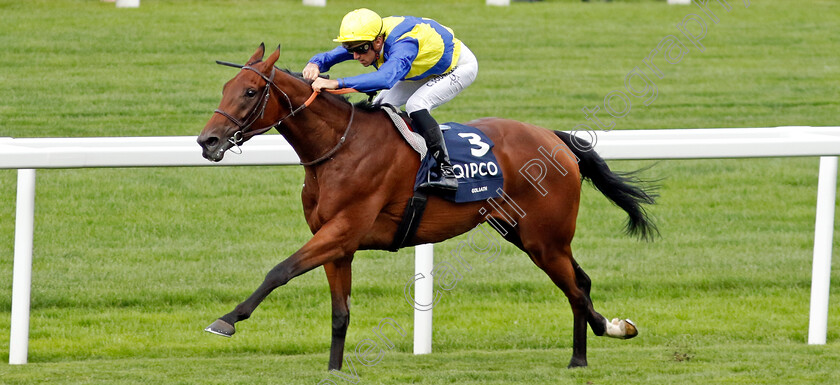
197, 43, 283, 162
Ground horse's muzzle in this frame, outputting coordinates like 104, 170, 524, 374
197, 133, 231, 162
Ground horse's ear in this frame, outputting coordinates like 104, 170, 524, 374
265, 44, 281, 69
247, 43, 266, 65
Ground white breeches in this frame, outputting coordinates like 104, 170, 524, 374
373, 42, 479, 113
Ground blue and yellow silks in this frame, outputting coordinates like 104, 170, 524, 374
309, 16, 462, 93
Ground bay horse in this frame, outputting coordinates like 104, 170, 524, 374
197, 44, 657, 370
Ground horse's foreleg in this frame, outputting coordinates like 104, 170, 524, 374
324, 257, 353, 371
205, 219, 362, 337
205, 254, 317, 337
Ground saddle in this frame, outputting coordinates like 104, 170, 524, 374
381, 106, 505, 250
381, 105, 427, 159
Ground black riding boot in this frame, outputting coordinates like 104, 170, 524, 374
409, 110, 459, 191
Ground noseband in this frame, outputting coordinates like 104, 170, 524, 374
212, 65, 357, 166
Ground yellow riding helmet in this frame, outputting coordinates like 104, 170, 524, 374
333, 8, 383, 43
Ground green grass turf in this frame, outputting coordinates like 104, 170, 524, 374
1, 0, 839, 384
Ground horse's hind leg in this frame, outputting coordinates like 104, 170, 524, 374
572, 261, 606, 337
529, 245, 595, 368
573, 261, 638, 340
530, 246, 637, 368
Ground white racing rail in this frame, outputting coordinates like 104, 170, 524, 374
2, 126, 838, 364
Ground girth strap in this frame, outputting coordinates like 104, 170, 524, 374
388, 191, 429, 252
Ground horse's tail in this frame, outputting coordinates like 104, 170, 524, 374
554, 131, 659, 241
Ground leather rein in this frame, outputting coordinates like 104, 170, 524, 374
212, 65, 358, 166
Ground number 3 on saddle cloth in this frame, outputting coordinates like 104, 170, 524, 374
416, 123, 504, 202
390, 122, 504, 251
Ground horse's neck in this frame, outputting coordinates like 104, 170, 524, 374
279, 94, 354, 165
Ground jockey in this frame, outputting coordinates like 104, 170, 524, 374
303, 8, 479, 191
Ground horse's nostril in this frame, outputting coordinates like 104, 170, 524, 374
205, 136, 219, 148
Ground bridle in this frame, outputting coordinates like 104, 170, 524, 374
212, 65, 357, 166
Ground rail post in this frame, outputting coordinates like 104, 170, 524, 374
9, 169, 36, 364
808, 156, 838, 344
413, 244, 434, 354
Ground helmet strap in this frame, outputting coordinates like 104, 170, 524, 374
373, 35, 383, 61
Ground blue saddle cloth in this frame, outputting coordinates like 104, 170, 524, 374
415, 122, 504, 203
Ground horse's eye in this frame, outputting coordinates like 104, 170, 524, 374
245, 89, 257, 98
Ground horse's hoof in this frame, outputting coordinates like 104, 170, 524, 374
568, 357, 588, 368
204, 319, 235, 337
605, 318, 638, 339
623, 319, 638, 339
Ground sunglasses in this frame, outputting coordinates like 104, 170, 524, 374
343, 42, 372, 54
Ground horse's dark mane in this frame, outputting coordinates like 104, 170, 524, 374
276, 66, 304, 80
352, 99, 381, 112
